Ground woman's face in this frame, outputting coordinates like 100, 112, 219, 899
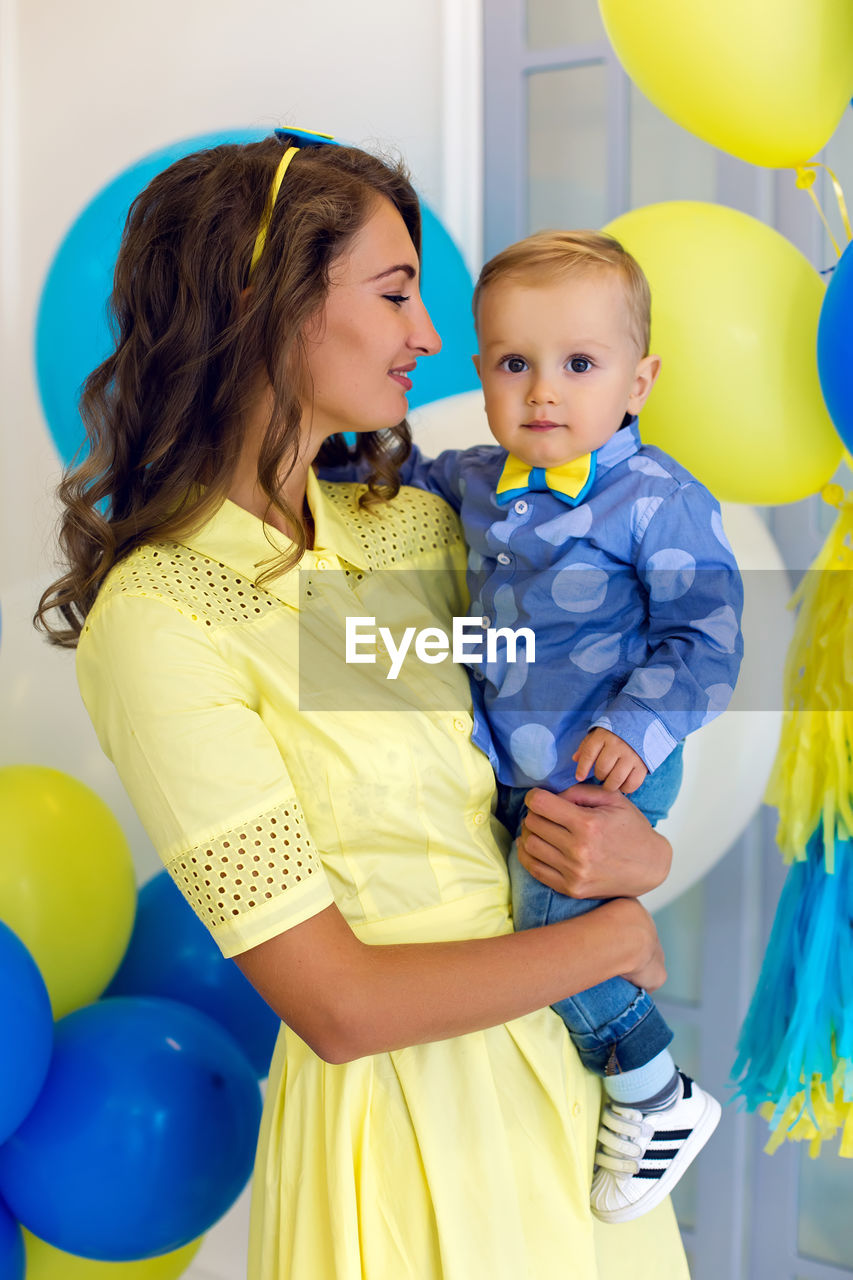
301, 197, 441, 445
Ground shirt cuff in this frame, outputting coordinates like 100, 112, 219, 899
590, 698, 680, 772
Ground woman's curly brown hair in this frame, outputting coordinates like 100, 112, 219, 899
36, 134, 421, 647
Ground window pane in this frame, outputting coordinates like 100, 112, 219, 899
527, 0, 607, 48
653, 880, 704, 1006
629, 84, 717, 209
527, 64, 608, 233
797, 1146, 853, 1268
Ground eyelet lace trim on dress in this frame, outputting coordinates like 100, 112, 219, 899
100, 543, 280, 626
165, 800, 321, 928
322, 483, 460, 568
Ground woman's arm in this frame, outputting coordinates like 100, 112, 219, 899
235, 894, 664, 1065
517, 783, 672, 900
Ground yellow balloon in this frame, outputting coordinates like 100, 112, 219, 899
0, 766, 136, 1019
22, 1229, 202, 1280
598, 0, 853, 167
604, 201, 842, 504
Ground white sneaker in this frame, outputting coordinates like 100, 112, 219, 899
590, 1071, 721, 1224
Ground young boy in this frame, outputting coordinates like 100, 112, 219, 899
396, 231, 743, 1222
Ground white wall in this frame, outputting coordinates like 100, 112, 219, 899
1, 0, 450, 585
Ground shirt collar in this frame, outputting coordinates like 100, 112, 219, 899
596, 414, 640, 470
176, 469, 371, 606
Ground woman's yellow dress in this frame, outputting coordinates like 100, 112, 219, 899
77, 475, 689, 1279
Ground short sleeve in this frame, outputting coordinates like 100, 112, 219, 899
76, 593, 335, 957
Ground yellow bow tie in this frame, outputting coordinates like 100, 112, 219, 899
495, 452, 596, 507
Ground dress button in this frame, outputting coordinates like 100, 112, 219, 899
473, 812, 487, 826
453, 717, 467, 732
496, 552, 511, 566
481, 616, 491, 629
514, 499, 528, 514
473, 670, 485, 681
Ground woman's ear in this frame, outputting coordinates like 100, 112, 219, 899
472, 353, 481, 380
627, 353, 662, 414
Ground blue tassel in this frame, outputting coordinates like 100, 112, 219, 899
732, 829, 853, 1147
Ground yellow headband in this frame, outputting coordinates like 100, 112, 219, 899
248, 146, 300, 279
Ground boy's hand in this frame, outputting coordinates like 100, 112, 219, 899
572, 728, 648, 794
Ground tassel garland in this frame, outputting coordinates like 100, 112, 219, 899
734, 485, 853, 1154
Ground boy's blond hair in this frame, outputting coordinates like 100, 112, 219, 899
473, 230, 651, 356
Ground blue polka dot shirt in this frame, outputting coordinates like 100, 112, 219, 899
396, 418, 744, 790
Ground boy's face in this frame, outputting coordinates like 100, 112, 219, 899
473, 269, 660, 469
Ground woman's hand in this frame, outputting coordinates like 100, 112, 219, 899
515, 783, 672, 901
599, 898, 668, 993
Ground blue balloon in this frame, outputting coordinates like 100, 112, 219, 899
0, 1197, 23, 1280
411, 204, 478, 411
817, 238, 853, 454
105, 870, 280, 1078
35, 130, 477, 467
0, 997, 261, 1261
0, 921, 53, 1145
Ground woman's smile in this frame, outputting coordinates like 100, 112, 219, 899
389, 361, 416, 390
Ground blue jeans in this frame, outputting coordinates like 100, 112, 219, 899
500, 745, 683, 1077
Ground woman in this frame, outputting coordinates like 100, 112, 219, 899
38, 133, 688, 1278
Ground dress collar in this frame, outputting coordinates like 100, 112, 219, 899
177, 469, 371, 605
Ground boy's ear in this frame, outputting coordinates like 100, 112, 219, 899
471, 353, 481, 379
627, 353, 661, 414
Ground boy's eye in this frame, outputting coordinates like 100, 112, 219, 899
500, 356, 528, 374
384, 294, 410, 306
568, 356, 592, 373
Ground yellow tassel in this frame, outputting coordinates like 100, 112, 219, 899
765, 485, 853, 870
761, 1060, 853, 1156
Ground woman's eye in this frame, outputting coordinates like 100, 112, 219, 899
569, 356, 592, 373
500, 356, 528, 374
384, 294, 410, 306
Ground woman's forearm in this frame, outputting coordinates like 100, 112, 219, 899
344, 899, 656, 1061
236, 896, 660, 1064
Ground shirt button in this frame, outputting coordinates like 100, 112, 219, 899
316, 558, 330, 570
481, 616, 491, 629
497, 552, 511, 566
473, 670, 485, 681
453, 717, 467, 732
572, 1102, 582, 1118
473, 812, 487, 826
514, 500, 528, 514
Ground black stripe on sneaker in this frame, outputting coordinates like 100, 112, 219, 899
634, 1169, 665, 1179
651, 1129, 691, 1140
646, 1148, 680, 1160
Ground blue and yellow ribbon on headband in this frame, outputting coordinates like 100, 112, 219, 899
495, 451, 597, 507
248, 128, 336, 279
